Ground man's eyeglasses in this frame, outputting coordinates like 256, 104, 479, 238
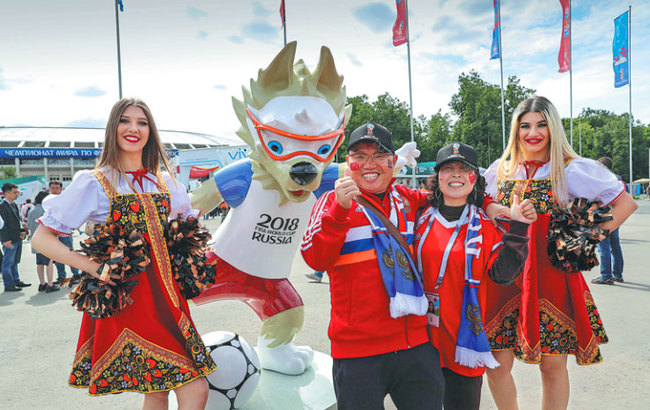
349, 152, 393, 165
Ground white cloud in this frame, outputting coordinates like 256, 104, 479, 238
65, 118, 106, 128
347, 53, 363, 67
187, 7, 208, 21
0, 0, 648, 141
252, 1, 273, 18
351, 3, 394, 34
242, 20, 280, 43
75, 86, 106, 98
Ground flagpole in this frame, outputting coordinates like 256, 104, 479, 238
282, 1, 287, 46
568, 0, 573, 146
283, 24, 287, 46
497, 0, 505, 150
405, 0, 415, 188
114, 0, 123, 99
578, 115, 582, 155
628, 5, 633, 187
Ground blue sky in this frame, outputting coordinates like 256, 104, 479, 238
0, 0, 647, 142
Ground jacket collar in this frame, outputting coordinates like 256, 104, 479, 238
358, 180, 396, 216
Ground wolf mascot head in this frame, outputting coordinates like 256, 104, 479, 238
232, 41, 352, 206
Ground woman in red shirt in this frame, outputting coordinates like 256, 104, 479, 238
414, 142, 536, 410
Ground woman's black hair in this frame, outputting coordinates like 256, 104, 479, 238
426, 169, 486, 208
34, 190, 49, 205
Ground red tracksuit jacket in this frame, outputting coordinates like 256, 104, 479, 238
301, 183, 431, 359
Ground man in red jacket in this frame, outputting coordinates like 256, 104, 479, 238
301, 122, 444, 409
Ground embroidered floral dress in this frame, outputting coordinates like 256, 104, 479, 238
39, 168, 216, 395
482, 158, 625, 365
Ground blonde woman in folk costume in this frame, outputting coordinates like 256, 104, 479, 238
481, 96, 637, 409
32, 98, 215, 409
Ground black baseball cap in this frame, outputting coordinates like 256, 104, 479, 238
434, 142, 478, 171
348, 122, 395, 154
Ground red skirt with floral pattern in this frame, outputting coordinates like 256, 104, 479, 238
68, 238, 216, 396
483, 214, 608, 365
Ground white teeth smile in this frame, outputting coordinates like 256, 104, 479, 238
124, 135, 139, 143
449, 182, 464, 187
362, 173, 379, 181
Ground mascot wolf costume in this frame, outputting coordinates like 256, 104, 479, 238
191, 42, 418, 375
191, 42, 349, 375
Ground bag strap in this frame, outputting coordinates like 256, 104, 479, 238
355, 196, 416, 262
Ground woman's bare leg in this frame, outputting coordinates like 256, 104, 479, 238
486, 350, 518, 410
142, 391, 169, 410
539, 355, 569, 410
174, 377, 209, 410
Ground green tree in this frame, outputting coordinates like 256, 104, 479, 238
449, 71, 535, 167
339, 93, 417, 159
417, 110, 453, 162
1, 166, 17, 179
573, 109, 650, 181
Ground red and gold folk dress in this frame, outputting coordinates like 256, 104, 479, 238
482, 158, 625, 365
41, 169, 216, 395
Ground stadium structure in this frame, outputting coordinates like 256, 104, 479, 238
0, 126, 242, 183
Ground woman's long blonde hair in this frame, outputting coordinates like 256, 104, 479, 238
96, 97, 175, 191
497, 96, 579, 207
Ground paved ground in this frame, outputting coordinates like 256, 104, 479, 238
1, 200, 649, 409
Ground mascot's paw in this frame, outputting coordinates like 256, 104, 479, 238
395, 141, 420, 169
257, 336, 314, 375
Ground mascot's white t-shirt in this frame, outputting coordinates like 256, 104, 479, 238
210, 159, 338, 279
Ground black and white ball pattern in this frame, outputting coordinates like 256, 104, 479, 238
202, 331, 261, 410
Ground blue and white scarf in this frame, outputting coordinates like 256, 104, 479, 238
359, 188, 428, 319
455, 205, 500, 369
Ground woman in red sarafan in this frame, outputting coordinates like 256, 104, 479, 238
482, 96, 637, 409
32, 98, 216, 409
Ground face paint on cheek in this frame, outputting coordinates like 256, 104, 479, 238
386, 159, 393, 169
468, 173, 476, 184
349, 162, 360, 171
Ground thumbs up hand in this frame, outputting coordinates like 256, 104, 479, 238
510, 194, 537, 224
335, 167, 361, 209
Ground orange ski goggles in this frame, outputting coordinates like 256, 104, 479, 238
247, 108, 345, 163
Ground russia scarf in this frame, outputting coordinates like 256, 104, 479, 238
455, 205, 500, 369
359, 188, 428, 319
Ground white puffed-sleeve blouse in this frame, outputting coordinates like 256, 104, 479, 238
39, 167, 196, 235
483, 157, 625, 206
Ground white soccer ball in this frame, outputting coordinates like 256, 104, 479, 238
202, 331, 261, 410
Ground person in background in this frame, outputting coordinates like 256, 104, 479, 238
219, 200, 229, 223
48, 181, 81, 284
0, 214, 4, 268
305, 270, 325, 282
592, 157, 626, 285
27, 191, 59, 293
0, 182, 30, 292
20, 198, 34, 224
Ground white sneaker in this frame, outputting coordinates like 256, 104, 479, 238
305, 272, 322, 282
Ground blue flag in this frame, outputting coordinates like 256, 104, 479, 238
490, 0, 500, 60
613, 11, 629, 88
117, 0, 124, 12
